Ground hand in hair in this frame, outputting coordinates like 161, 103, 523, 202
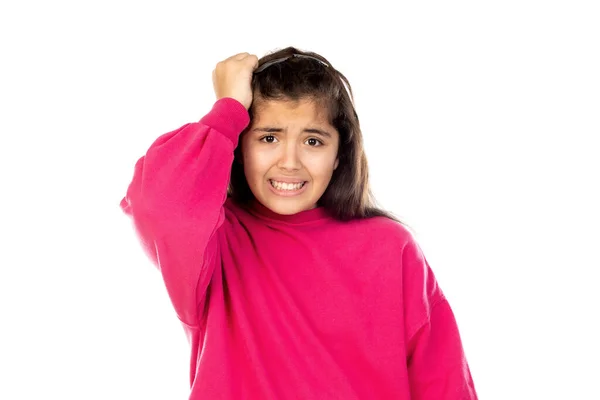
212, 52, 259, 110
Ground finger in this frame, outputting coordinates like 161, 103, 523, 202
247, 55, 259, 69
232, 52, 250, 60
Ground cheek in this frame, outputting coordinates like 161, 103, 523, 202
306, 156, 337, 181
242, 147, 269, 181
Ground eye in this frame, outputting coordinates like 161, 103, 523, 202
306, 137, 323, 147
259, 135, 277, 143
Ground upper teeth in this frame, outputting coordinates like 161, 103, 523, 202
270, 180, 305, 191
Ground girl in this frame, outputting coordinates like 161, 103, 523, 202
120, 47, 478, 399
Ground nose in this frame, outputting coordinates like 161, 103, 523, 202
277, 141, 301, 171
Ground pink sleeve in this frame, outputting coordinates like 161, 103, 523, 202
401, 237, 478, 399
119, 97, 250, 327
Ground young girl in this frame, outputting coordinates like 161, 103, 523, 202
120, 47, 478, 399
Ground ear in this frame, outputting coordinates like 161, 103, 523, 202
334, 158, 339, 170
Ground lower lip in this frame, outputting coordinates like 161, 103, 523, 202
268, 180, 308, 197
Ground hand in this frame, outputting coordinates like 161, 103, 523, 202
212, 52, 259, 110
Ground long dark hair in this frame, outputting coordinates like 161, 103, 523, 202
228, 46, 405, 225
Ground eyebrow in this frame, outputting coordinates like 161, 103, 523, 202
251, 127, 333, 138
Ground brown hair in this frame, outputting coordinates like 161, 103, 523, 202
228, 46, 405, 225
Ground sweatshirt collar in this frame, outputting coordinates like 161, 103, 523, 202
247, 199, 330, 224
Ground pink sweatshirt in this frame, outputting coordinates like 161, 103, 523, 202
120, 98, 478, 399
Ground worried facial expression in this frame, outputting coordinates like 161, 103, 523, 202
241, 98, 340, 215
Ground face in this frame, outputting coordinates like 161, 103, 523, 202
241, 98, 340, 215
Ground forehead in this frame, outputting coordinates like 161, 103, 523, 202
251, 98, 331, 125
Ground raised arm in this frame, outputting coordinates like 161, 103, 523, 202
120, 52, 259, 326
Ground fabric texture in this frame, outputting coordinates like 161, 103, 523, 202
120, 97, 478, 399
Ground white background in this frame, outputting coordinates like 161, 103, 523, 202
1, 1, 598, 399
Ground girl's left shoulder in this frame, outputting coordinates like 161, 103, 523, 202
346, 215, 417, 247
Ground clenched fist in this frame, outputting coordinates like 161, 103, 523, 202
212, 52, 259, 110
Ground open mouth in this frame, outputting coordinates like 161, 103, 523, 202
268, 179, 307, 192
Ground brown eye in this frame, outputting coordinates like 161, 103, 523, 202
306, 138, 322, 147
260, 135, 277, 143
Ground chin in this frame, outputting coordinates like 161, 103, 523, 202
255, 190, 317, 214
265, 199, 313, 215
